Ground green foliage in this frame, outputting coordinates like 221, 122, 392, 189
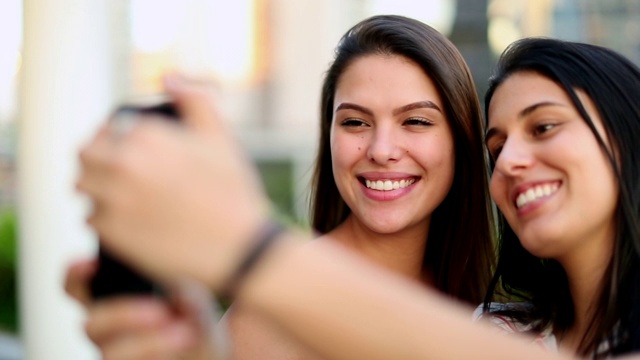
256, 159, 311, 229
0, 208, 17, 333
257, 160, 294, 218
0, 209, 17, 267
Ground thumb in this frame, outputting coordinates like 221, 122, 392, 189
163, 73, 225, 135
64, 258, 98, 308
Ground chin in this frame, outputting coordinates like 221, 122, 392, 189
371, 225, 403, 234
518, 234, 563, 259
366, 221, 407, 235
514, 220, 568, 255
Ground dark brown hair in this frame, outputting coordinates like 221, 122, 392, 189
483, 37, 640, 357
309, 15, 496, 305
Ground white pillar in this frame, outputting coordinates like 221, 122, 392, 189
19, 1, 127, 358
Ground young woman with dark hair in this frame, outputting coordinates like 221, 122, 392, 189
310, 14, 494, 303
480, 37, 640, 358
227, 14, 495, 359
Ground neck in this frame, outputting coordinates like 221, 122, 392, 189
322, 215, 430, 283
555, 227, 615, 352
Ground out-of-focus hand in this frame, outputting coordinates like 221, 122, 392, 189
64, 259, 229, 360
84, 280, 229, 360
64, 258, 97, 307
76, 75, 271, 289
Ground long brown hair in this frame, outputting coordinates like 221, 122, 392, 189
483, 37, 640, 357
309, 15, 496, 305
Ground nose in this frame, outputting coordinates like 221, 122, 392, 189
367, 126, 403, 165
493, 137, 534, 176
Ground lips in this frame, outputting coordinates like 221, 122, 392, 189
364, 178, 416, 191
513, 181, 561, 209
357, 173, 420, 192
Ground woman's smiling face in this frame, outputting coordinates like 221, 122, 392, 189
330, 54, 455, 236
486, 71, 618, 263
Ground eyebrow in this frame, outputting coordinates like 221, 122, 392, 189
335, 103, 373, 116
393, 101, 442, 115
518, 101, 565, 118
484, 101, 565, 145
335, 101, 442, 116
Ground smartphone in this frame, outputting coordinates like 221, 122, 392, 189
89, 97, 180, 299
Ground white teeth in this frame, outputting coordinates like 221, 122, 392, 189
365, 178, 415, 191
525, 188, 536, 202
515, 183, 559, 208
535, 187, 544, 198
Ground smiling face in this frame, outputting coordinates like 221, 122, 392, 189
330, 54, 455, 236
486, 71, 618, 263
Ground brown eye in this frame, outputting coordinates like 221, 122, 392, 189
533, 123, 556, 136
341, 118, 369, 127
404, 117, 433, 126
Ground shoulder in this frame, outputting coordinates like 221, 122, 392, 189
225, 304, 326, 360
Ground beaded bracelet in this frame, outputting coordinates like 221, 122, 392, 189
218, 221, 286, 302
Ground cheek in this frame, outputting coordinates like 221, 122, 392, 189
330, 146, 348, 194
437, 152, 456, 194
489, 173, 508, 210
422, 134, 455, 176
330, 134, 365, 172
429, 148, 455, 181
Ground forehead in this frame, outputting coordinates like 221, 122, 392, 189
486, 71, 611, 147
334, 54, 442, 105
487, 71, 571, 126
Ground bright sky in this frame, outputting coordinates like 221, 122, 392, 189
131, 0, 255, 83
368, 0, 456, 35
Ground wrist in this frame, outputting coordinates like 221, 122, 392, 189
230, 228, 303, 306
216, 219, 289, 302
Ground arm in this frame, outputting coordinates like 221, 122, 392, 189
226, 305, 325, 360
233, 232, 576, 360
75, 75, 582, 360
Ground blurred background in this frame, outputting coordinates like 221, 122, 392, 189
1, 0, 639, 358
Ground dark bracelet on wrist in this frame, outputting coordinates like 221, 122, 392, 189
218, 220, 286, 302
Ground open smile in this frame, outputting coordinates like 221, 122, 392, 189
359, 177, 418, 191
514, 181, 561, 209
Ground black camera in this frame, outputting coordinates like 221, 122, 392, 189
89, 98, 180, 299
